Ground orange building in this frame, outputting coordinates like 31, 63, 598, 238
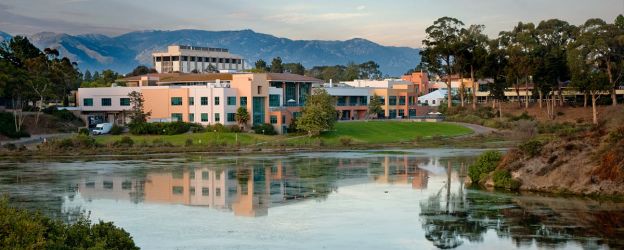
401, 71, 430, 95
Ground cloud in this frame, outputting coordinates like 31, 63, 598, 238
356, 5, 366, 11
267, 12, 369, 24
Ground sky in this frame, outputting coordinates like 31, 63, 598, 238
0, 0, 622, 48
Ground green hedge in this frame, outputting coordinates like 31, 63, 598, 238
0, 112, 30, 139
252, 123, 277, 135
129, 121, 192, 135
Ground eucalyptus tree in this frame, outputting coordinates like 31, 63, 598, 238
499, 22, 538, 108
421, 17, 465, 109
459, 24, 489, 109
481, 38, 509, 120
568, 19, 614, 124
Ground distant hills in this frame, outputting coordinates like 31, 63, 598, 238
0, 29, 420, 76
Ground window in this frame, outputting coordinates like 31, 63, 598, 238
188, 113, 195, 122
189, 97, 194, 106
282, 115, 286, 123
171, 97, 182, 106
389, 96, 397, 105
202, 171, 209, 180
182, 56, 188, 61
215, 172, 221, 180
216, 188, 221, 197
214, 113, 220, 122
171, 113, 183, 122
201, 97, 208, 105
103, 181, 113, 189
240, 96, 247, 106
214, 96, 220, 105
155, 57, 162, 62
389, 109, 397, 119
122, 181, 132, 190
270, 115, 277, 124
225, 58, 231, 63
399, 96, 406, 105
190, 187, 195, 195
269, 95, 280, 107
227, 113, 235, 122
398, 109, 405, 117
202, 187, 209, 196
219, 58, 224, 63
227, 96, 236, 105
409, 109, 417, 117
83, 98, 93, 106
432, 100, 436, 105
189, 171, 195, 179
172, 186, 183, 195
201, 113, 209, 122
361, 96, 368, 105
101, 98, 111, 106
120, 98, 130, 106
197, 57, 203, 62
409, 96, 415, 105
257, 86, 262, 94
172, 56, 179, 61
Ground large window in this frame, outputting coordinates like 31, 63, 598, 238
337, 96, 347, 106
389, 96, 397, 106
171, 113, 183, 122
389, 109, 397, 119
101, 98, 111, 106
201, 97, 208, 105
83, 98, 93, 106
201, 113, 208, 122
349, 96, 357, 106
202, 187, 209, 196
120, 98, 130, 106
171, 97, 182, 106
398, 109, 405, 117
214, 97, 220, 105
240, 96, 247, 106
409, 96, 415, 105
227, 113, 235, 122
189, 97, 194, 106
285, 83, 296, 106
399, 96, 406, 105
299, 83, 311, 105
269, 95, 280, 107
214, 113, 220, 122
252, 97, 265, 125
227, 96, 236, 106
189, 113, 195, 122
270, 115, 277, 124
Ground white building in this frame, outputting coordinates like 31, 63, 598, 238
153, 45, 245, 73
418, 89, 447, 106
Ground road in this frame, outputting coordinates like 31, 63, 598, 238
0, 133, 74, 148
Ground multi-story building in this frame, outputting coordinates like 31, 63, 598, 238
153, 45, 245, 73
339, 79, 420, 118
76, 72, 322, 134
401, 71, 430, 95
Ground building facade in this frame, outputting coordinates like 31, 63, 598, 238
153, 45, 245, 73
340, 79, 420, 118
401, 71, 430, 95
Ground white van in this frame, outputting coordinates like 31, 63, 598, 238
93, 123, 113, 135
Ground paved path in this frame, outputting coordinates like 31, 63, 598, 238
446, 122, 498, 135
0, 133, 74, 148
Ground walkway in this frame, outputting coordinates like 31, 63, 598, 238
0, 133, 74, 148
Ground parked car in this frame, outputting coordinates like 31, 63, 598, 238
92, 123, 113, 135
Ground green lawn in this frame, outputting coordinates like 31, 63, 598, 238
95, 121, 473, 147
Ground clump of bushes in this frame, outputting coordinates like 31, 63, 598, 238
339, 136, 353, 146
129, 121, 192, 135
78, 128, 90, 136
0, 198, 138, 249
226, 125, 242, 133
113, 136, 134, 147
508, 111, 534, 121
0, 112, 30, 139
151, 138, 173, 147
42, 107, 79, 122
51, 135, 98, 149
110, 124, 124, 135
206, 123, 226, 132
492, 170, 521, 190
519, 139, 543, 158
252, 123, 277, 135
185, 138, 193, 147
468, 150, 502, 183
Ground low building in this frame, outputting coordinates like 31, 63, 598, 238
418, 89, 447, 107
341, 79, 420, 118
153, 45, 245, 73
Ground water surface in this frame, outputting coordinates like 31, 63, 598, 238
1, 149, 623, 249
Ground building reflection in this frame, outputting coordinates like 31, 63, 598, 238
77, 155, 434, 217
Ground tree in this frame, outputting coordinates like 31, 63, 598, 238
270, 57, 284, 73
235, 107, 250, 130
459, 24, 489, 110
128, 65, 156, 76
421, 17, 465, 108
128, 91, 150, 124
482, 38, 510, 120
367, 94, 384, 119
205, 64, 219, 73
296, 89, 337, 136
499, 22, 538, 109
283, 62, 305, 75
83, 70, 92, 82
254, 59, 268, 72
343, 62, 360, 81
359, 61, 382, 80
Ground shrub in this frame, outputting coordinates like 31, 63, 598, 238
0, 198, 138, 249
78, 128, 90, 136
252, 123, 277, 135
519, 139, 543, 158
468, 150, 502, 183
226, 125, 242, 133
208, 123, 226, 132
492, 170, 521, 190
43, 107, 79, 122
151, 138, 173, 147
3, 143, 17, 151
110, 124, 123, 135
185, 138, 193, 147
189, 123, 205, 133
113, 136, 134, 147
607, 126, 624, 144
0, 112, 30, 139
129, 122, 192, 135
339, 136, 353, 146
509, 112, 534, 121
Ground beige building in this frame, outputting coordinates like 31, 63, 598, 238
153, 45, 245, 73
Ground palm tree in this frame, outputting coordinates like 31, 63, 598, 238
235, 107, 250, 130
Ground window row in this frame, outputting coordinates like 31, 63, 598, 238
83, 98, 130, 107
171, 186, 222, 197
155, 56, 242, 64
172, 112, 238, 123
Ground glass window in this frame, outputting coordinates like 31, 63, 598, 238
240, 96, 247, 106
189, 171, 195, 179
201, 97, 208, 105
227, 113, 235, 122
171, 113, 183, 122
285, 83, 296, 106
252, 97, 265, 125
225, 58, 231, 63
298, 83, 310, 105
389, 96, 397, 106
172, 56, 179, 61
270, 115, 277, 124
83, 98, 93, 106
202, 187, 209, 196
399, 96, 406, 105
214, 97, 220, 105
155, 57, 162, 62
216, 188, 221, 197
172, 186, 183, 195
197, 57, 203, 62
215, 172, 221, 180
189, 97, 194, 105
349, 96, 357, 106
190, 187, 195, 195
227, 96, 236, 105
389, 109, 397, 119
182, 56, 188, 61
171, 97, 182, 106
202, 171, 209, 180
409, 96, 415, 105
201, 113, 209, 122
269, 95, 280, 107
120, 98, 130, 106
361, 96, 368, 105
214, 113, 220, 122
399, 109, 405, 117
101, 98, 111, 106
188, 113, 195, 122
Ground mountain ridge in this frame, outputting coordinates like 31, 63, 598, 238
1, 29, 420, 76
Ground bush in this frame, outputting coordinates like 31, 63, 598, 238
252, 123, 277, 135
226, 125, 242, 133
518, 139, 543, 158
468, 150, 502, 183
129, 122, 192, 135
3, 143, 17, 151
0, 112, 30, 139
339, 136, 353, 146
189, 123, 205, 133
185, 138, 193, 147
113, 136, 134, 147
52, 135, 98, 149
207, 123, 226, 132
43, 107, 79, 122
0, 198, 138, 249
110, 124, 123, 135
78, 128, 90, 136
492, 170, 521, 190
151, 138, 173, 147
509, 112, 534, 121
607, 126, 624, 144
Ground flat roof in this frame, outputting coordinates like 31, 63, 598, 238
265, 73, 322, 83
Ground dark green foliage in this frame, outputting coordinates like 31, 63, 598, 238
226, 125, 242, 133
78, 128, 90, 136
185, 138, 193, 147
508, 112, 533, 121
52, 135, 98, 149
110, 124, 123, 135
0, 198, 138, 249
189, 123, 205, 133
252, 123, 277, 135
129, 122, 191, 135
42, 107, 79, 122
0, 112, 29, 138
207, 123, 226, 132
339, 136, 353, 146
519, 139, 543, 157
3, 143, 17, 151
468, 150, 502, 183
492, 170, 521, 190
113, 136, 134, 147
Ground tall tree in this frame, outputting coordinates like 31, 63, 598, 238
254, 59, 268, 72
358, 61, 382, 80
283, 63, 305, 75
296, 89, 337, 136
83, 70, 92, 82
270, 57, 284, 73
235, 107, 250, 130
499, 22, 538, 109
367, 94, 384, 119
421, 16, 465, 108
459, 24, 489, 110
128, 91, 150, 124
128, 65, 157, 76
481, 38, 510, 120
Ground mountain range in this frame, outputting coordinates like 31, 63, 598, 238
0, 29, 420, 76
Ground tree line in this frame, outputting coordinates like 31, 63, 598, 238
420, 15, 624, 124
252, 57, 383, 81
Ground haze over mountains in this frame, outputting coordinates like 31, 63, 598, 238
0, 29, 421, 76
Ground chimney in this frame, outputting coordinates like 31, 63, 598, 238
329, 79, 333, 88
